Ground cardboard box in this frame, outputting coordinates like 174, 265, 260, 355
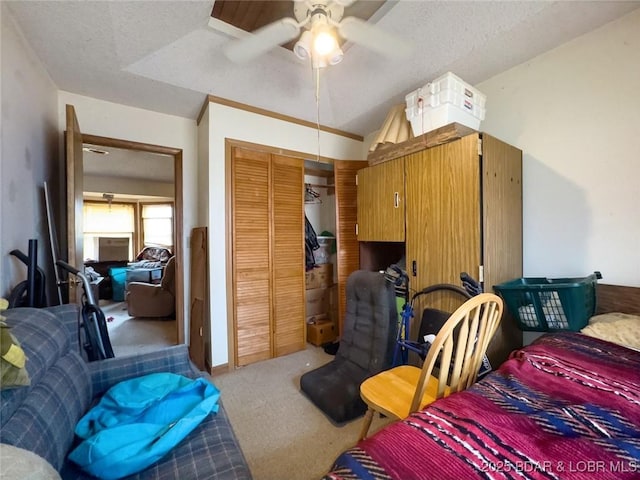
306, 263, 333, 290
306, 287, 330, 317
306, 313, 329, 324
307, 320, 337, 346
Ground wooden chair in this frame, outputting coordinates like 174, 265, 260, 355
358, 292, 503, 440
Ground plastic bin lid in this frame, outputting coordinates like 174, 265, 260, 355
316, 236, 335, 244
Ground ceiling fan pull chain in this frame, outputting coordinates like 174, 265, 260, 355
315, 65, 321, 163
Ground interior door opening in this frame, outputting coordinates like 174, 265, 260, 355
65, 112, 185, 355
82, 134, 184, 355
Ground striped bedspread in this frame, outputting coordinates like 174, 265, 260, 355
324, 332, 640, 480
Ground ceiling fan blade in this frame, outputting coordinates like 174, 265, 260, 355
338, 16, 412, 59
223, 18, 301, 64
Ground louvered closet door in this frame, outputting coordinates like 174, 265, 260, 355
405, 133, 482, 318
271, 154, 305, 356
232, 147, 272, 366
334, 160, 368, 334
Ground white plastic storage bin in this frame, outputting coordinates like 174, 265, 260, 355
313, 236, 335, 265
407, 103, 482, 138
425, 72, 486, 108
405, 90, 486, 123
404, 72, 487, 136
426, 89, 486, 118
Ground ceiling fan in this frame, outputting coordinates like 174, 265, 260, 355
222, 0, 411, 67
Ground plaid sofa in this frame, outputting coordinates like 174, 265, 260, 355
1, 305, 252, 479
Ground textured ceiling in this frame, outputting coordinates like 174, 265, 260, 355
83, 145, 174, 182
5, 1, 640, 137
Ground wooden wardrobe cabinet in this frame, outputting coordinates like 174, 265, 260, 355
357, 132, 523, 365
356, 157, 405, 242
231, 147, 306, 367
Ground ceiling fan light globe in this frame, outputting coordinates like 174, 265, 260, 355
294, 30, 313, 60
313, 30, 338, 56
328, 46, 344, 65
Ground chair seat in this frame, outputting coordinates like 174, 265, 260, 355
299, 270, 398, 424
358, 293, 503, 441
360, 365, 446, 420
300, 357, 370, 424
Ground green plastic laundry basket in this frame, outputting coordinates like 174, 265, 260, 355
494, 272, 602, 332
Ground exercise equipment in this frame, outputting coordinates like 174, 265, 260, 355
7, 239, 47, 309
56, 260, 115, 362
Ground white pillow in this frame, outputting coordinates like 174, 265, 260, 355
0, 444, 61, 480
581, 313, 640, 350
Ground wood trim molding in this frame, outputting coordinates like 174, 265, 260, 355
209, 363, 230, 376
367, 122, 476, 166
197, 97, 210, 127
174, 150, 185, 345
82, 134, 182, 156
198, 95, 364, 142
226, 138, 338, 166
224, 139, 236, 370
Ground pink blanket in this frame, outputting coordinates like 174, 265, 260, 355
324, 332, 640, 479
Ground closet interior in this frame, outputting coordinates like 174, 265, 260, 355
304, 161, 338, 347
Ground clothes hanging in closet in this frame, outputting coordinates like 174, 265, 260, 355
305, 216, 319, 271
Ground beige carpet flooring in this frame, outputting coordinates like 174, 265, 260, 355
212, 347, 393, 480
101, 301, 177, 357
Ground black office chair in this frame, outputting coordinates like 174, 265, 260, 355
300, 270, 398, 424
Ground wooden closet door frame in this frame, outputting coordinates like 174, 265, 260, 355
334, 160, 369, 334
225, 138, 353, 369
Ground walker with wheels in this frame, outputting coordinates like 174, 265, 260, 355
387, 266, 491, 377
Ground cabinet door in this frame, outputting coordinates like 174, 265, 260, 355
334, 160, 368, 334
357, 158, 405, 241
231, 147, 272, 366
271, 154, 305, 357
405, 133, 481, 316
481, 134, 523, 364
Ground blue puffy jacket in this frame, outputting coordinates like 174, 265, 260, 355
69, 372, 220, 479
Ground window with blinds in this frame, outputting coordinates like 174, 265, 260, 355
142, 203, 174, 249
83, 202, 135, 261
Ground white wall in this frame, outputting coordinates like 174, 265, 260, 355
84, 175, 174, 198
196, 110, 209, 227
304, 174, 336, 236
478, 9, 640, 287
1, 4, 59, 300
206, 101, 363, 366
58, 91, 199, 327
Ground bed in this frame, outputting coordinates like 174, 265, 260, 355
323, 284, 640, 480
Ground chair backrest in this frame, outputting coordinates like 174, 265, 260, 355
337, 270, 398, 373
410, 293, 503, 413
161, 256, 176, 296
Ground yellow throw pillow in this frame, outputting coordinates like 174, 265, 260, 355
0, 298, 30, 389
